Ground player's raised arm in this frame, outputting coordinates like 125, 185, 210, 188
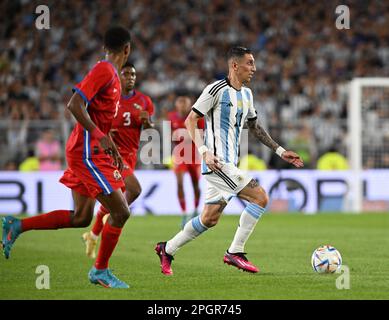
246, 118, 304, 168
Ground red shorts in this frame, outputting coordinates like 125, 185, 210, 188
173, 163, 201, 181
60, 156, 125, 198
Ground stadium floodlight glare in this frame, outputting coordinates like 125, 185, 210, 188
348, 77, 389, 212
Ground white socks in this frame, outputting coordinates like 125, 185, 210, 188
165, 215, 208, 256
165, 203, 265, 256
228, 203, 265, 253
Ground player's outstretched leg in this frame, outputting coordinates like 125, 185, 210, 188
2, 209, 76, 259
224, 180, 268, 273
2, 192, 98, 260
155, 202, 224, 275
1, 216, 22, 259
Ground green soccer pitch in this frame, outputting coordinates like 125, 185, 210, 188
0, 213, 388, 300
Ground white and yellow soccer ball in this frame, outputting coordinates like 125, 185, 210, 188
311, 245, 342, 273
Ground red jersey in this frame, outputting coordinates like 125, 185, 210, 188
66, 60, 121, 159
111, 90, 154, 158
168, 111, 205, 138
168, 111, 205, 163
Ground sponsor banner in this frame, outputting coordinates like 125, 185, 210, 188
0, 170, 388, 215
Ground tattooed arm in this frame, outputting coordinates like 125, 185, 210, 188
246, 118, 304, 168
246, 118, 279, 152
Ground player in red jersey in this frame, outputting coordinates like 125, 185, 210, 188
82, 62, 154, 258
1, 26, 133, 288
168, 96, 205, 228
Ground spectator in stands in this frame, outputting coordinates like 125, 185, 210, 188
19, 148, 39, 172
285, 123, 317, 169
2, 160, 18, 171
1, 1, 389, 169
317, 146, 349, 170
239, 151, 267, 171
35, 129, 62, 171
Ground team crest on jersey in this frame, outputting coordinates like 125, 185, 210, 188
237, 175, 243, 182
134, 103, 142, 110
113, 170, 122, 181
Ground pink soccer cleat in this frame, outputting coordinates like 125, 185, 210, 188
155, 242, 174, 276
223, 251, 259, 273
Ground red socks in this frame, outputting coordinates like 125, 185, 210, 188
94, 222, 122, 270
21, 210, 73, 232
91, 206, 109, 236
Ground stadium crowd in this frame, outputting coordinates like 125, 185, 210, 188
1, 0, 389, 169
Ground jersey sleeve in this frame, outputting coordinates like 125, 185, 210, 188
73, 61, 115, 105
246, 89, 257, 121
146, 96, 155, 116
191, 84, 215, 117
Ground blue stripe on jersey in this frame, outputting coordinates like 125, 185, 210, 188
244, 88, 251, 101
83, 129, 114, 195
234, 91, 244, 165
220, 89, 231, 162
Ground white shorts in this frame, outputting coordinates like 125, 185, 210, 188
203, 163, 253, 204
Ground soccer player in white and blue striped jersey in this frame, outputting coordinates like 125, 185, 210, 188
155, 46, 304, 275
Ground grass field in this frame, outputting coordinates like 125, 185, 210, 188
0, 213, 388, 300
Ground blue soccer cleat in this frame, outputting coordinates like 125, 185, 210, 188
2, 216, 22, 259
88, 267, 129, 289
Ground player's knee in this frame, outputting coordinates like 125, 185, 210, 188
120, 208, 131, 224
133, 185, 142, 200
252, 187, 268, 208
72, 214, 92, 228
126, 186, 141, 203
111, 207, 131, 226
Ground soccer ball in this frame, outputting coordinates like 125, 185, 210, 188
311, 245, 342, 273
